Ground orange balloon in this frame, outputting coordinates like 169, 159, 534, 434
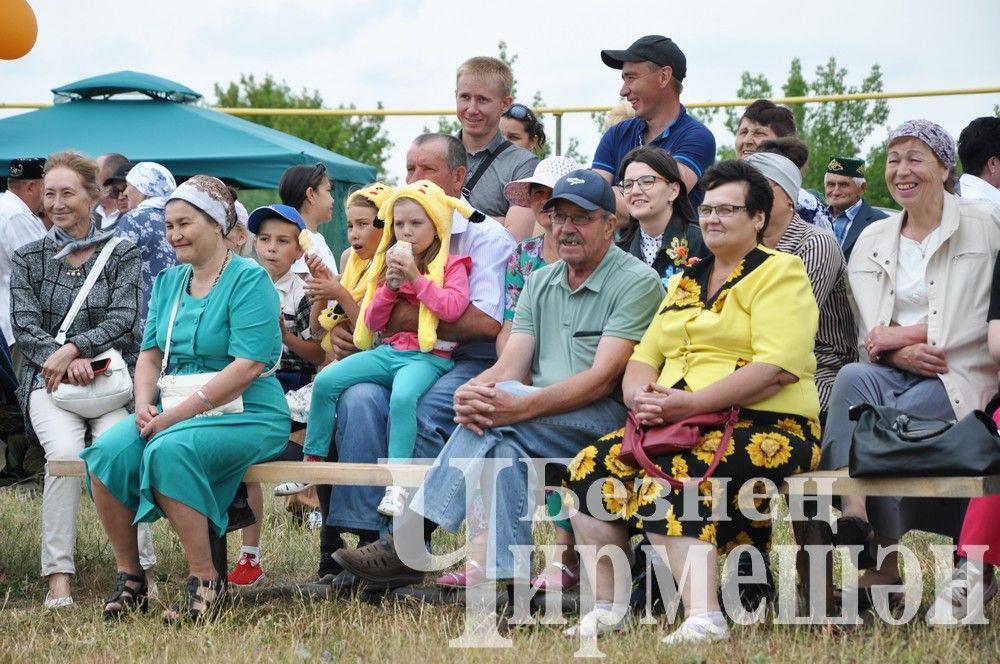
0, 0, 38, 60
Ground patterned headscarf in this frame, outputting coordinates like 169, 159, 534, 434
126, 162, 176, 199
888, 119, 957, 189
166, 175, 235, 233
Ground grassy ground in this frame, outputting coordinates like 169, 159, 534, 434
1, 484, 997, 663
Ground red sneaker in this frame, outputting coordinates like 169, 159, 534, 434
227, 552, 266, 587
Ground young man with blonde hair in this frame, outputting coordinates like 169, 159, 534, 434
455, 56, 538, 240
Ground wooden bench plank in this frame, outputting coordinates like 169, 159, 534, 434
780, 469, 1000, 498
47, 459, 430, 487
47, 459, 1000, 497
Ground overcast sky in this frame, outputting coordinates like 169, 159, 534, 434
3, 0, 999, 181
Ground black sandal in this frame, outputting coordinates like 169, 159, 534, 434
103, 571, 148, 620
163, 575, 225, 624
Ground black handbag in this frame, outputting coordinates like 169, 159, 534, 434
848, 403, 1000, 478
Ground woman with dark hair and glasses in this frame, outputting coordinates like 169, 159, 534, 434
500, 103, 547, 156
563, 160, 821, 643
278, 163, 338, 281
615, 146, 710, 287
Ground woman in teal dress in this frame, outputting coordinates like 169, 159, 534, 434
81, 176, 289, 621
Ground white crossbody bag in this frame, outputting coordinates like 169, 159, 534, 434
51, 237, 134, 418
156, 265, 280, 416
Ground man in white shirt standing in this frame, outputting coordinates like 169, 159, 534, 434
958, 117, 1000, 205
0, 157, 48, 354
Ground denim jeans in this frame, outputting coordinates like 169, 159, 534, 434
326, 357, 492, 532
409, 381, 627, 580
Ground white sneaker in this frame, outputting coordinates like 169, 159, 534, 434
661, 613, 730, 645
377, 486, 409, 517
561, 607, 629, 638
274, 482, 311, 496
926, 563, 998, 626
43, 592, 75, 610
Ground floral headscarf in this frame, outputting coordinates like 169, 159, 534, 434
126, 162, 176, 199
888, 119, 957, 190
166, 175, 235, 233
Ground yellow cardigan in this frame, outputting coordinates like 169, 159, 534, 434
632, 246, 821, 419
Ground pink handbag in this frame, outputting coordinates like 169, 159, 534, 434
619, 408, 740, 489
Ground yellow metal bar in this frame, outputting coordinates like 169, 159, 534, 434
2, 86, 998, 115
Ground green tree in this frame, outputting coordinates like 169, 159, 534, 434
214, 74, 393, 176
718, 58, 892, 207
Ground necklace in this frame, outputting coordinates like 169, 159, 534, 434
187, 252, 231, 295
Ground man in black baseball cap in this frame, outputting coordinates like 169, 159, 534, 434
592, 35, 716, 214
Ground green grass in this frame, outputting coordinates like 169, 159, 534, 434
1, 485, 998, 663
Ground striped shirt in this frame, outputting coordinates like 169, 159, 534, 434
775, 215, 857, 410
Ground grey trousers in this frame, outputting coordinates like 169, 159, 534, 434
820, 362, 967, 541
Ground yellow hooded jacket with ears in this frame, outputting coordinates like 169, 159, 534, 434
353, 180, 472, 353
317, 183, 396, 352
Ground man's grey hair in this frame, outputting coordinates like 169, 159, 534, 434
824, 172, 866, 188
412, 133, 467, 173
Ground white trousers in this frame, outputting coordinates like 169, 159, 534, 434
30, 389, 156, 576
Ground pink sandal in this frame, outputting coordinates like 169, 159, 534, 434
435, 560, 489, 588
530, 562, 580, 592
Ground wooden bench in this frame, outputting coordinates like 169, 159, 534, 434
48, 458, 431, 579
47, 459, 1000, 604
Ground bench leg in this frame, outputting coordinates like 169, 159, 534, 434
210, 527, 228, 582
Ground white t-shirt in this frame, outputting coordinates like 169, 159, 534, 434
0, 191, 46, 344
893, 228, 942, 326
959, 173, 1000, 206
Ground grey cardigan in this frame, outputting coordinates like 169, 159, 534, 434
10, 236, 142, 432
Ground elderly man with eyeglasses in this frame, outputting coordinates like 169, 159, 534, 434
332, 169, 663, 589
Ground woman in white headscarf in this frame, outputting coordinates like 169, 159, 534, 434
116, 162, 178, 322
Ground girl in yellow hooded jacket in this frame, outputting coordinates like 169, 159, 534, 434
303, 180, 473, 517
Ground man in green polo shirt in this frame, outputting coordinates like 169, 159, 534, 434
334, 170, 664, 587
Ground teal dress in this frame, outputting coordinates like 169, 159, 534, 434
82, 254, 290, 536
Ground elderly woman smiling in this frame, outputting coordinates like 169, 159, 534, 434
81, 176, 290, 622
10, 150, 149, 609
820, 119, 1000, 601
563, 160, 821, 644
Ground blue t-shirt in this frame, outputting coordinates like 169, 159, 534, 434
592, 105, 716, 207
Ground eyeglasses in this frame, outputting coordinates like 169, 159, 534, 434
108, 184, 127, 197
697, 204, 749, 219
550, 212, 602, 227
618, 175, 670, 193
506, 103, 537, 122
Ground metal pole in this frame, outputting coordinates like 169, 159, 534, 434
555, 113, 563, 156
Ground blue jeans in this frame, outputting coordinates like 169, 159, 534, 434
326, 357, 491, 532
409, 381, 627, 579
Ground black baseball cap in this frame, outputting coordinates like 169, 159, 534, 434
103, 161, 134, 186
601, 35, 687, 81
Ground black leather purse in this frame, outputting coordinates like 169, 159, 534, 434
848, 403, 1000, 477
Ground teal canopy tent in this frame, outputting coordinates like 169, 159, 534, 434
0, 71, 377, 252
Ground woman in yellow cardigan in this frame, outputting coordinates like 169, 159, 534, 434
563, 160, 822, 645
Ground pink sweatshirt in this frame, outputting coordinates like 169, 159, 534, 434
363, 254, 472, 359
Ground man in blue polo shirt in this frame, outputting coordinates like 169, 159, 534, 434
593, 35, 716, 213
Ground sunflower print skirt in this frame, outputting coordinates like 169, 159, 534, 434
563, 409, 821, 553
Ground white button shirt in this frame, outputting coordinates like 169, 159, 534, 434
0, 190, 46, 344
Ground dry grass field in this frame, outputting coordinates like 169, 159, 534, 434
1, 484, 998, 663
